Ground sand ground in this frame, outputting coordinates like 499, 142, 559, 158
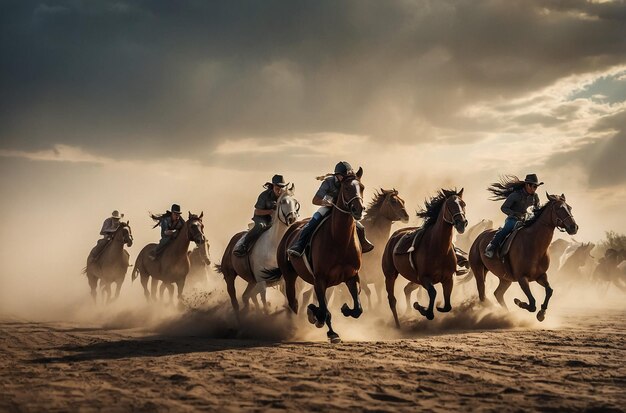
0, 304, 624, 412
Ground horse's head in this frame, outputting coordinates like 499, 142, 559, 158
443, 188, 468, 234
187, 211, 207, 244
117, 221, 133, 247
276, 183, 300, 226
339, 167, 365, 220
546, 193, 578, 235
380, 189, 410, 223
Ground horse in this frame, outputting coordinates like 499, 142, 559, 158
186, 244, 212, 288
276, 168, 366, 343
216, 184, 300, 316
359, 189, 410, 308
84, 222, 133, 303
132, 212, 208, 304
557, 242, 595, 282
592, 249, 626, 293
469, 193, 578, 321
382, 188, 468, 327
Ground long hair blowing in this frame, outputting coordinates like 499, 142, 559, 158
487, 175, 525, 201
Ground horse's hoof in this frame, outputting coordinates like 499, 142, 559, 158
437, 306, 452, 313
528, 306, 537, 313
328, 333, 341, 344
307, 304, 317, 325
426, 312, 434, 320
413, 302, 420, 311
537, 311, 546, 322
352, 308, 363, 319
341, 303, 351, 317
513, 298, 522, 307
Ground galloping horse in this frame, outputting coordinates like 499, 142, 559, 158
84, 222, 133, 303
360, 189, 410, 307
132, 212, 208, 303
216, 185, 300, 315
276, 168, 366, 343
469, 193, 578, 321
382, 189, 468, 327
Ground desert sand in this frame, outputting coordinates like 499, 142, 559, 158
1, 291, 624, 412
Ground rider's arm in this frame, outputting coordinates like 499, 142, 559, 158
100, 218, 115, 235
253, 191, 275, 216
501, 192, 522, 218
313, 178, 334, 206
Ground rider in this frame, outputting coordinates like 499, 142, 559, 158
87, 210, 124, 264
288, 161, 374, 256
149, 204, 185, 260
234, 174, 287, 256
484, 174, 542, 258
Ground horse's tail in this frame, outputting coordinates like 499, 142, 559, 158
131, 265, 140, 282
261, 267, 283, 283
214, 262, 223, 275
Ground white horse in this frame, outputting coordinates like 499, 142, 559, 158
217, 184, 300, 315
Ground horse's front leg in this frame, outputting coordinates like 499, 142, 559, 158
437, 275, 453, 313
341, 275, 363, 318
403, 282, 420, 315
414, 276, 436, 320
514, 275, 537, 312
535, 273, 552, 321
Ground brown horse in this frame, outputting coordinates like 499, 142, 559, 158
132, 212, 208, 304
276, 168, 365, 343
382, 189, 468, 327
469, 193, 578, 321
360, 189, 410, 307
84, 222, 133, 303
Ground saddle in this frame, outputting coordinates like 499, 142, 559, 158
233, 224, 272, 257
301, 215, 332, 271
393, 226, 426, 255
497, 221, 525, 258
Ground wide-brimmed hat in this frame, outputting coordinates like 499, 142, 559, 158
267, 174, 288, 188
523, 174, 544, 186
111, 210, 124, 219
167, 204, 182, 214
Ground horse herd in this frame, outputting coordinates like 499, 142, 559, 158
84, 170, 622, 342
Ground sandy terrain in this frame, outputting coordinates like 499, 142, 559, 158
1, 297, 624, 412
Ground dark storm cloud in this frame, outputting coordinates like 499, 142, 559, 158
1, 0, 625, 159
548, 110, 626, 188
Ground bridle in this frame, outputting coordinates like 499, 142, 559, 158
553, 202, 575, 233
330, 180, 363, 216
442, 197, 466, 225
277, 196, 300, 225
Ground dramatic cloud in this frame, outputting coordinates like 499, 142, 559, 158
1, 0, 625, 161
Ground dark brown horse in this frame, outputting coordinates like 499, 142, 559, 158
84, 222, 133, 303
276, 168, 365, 343
359, 189, 410, 308
382, 189, 467, 327
132, 212, 208, 304
469, 193, 578, 321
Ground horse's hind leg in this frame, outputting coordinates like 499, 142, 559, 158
312, 280, 340, 343
140, 274, 150, 301
159, 282, 167, 302
383, 263, 400, 328
87, 273, 98, 304
341, 275, 363, 318
150, 278, 159, 302
113, 278, 123, 302
103, 283, 113, 304
403, 282, 419, 315
241, 282, 258, 312
494, 278, 512, 309
175, 279, 185, 308
224, 274, 240, 319
513, 275, 537, 313
535, 273, 552, 322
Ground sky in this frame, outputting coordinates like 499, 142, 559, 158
1, 0, 625, 313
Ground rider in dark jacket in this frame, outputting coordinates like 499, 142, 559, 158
484, 174, 542, 258
288, 161, 374, 256
150, 204, 185, 259
234, 174, 287, 256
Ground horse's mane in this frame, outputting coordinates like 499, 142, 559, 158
487, 175, 525, 201
523, 195, 563, 227
417, 188, 461, 227
364, 188, 397, 221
